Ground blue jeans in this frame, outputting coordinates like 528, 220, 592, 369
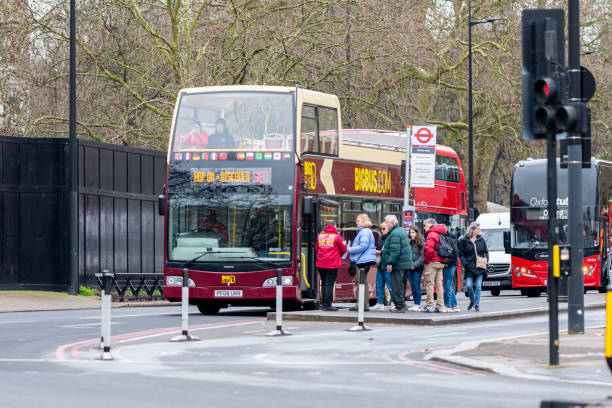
376, 268, 392, 304
466, 274, 484, 305
407, 269, 423, 305
443, 265, 457, 308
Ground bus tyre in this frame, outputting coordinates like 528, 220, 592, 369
526, 288, 541, 298
490, 288, 501, 297
599, 286, 607, 294
197, 302, 221, 315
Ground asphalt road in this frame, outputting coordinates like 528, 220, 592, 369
0, 301, 610, 408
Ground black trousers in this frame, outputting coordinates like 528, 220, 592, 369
318, 268, 338, 308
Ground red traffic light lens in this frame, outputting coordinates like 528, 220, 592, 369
534, 77, 557, 103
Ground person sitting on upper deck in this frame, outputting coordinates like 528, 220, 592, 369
182, 122, 209, 149
207, 118, 236, 149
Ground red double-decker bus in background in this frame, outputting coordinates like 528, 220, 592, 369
160, 86, 467, 314
509, 158, 612, 297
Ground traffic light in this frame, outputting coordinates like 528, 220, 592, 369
522, 9, 565, 139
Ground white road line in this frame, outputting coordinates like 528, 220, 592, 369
0, 320, 36, 324
80, 312, 178, 320
60, 322, 126, 328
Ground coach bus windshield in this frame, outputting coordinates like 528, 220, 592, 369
172, 91, 293, 151
167, 193, 292, 264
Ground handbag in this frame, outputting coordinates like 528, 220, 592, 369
348, 262, 357, 276
375, 254, 382, 268
472, 241, 488, 269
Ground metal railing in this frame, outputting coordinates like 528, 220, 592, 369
94, 273, 164, 301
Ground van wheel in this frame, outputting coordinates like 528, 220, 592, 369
491, 288, 501, 297
197, 302, 221, 315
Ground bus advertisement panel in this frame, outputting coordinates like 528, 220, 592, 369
510, 159, 612, 297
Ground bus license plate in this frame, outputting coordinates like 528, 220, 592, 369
214, 290, 243, 297
483, 281, 501, 287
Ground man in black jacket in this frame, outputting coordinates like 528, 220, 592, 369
442, 230, 460, 312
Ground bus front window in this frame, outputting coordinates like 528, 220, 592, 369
167, 194, 292, 263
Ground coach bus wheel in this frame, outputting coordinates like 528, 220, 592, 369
490, 288, 501, 297
197, 302, 221, 315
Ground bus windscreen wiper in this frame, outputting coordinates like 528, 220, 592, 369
180, 249, 217, 269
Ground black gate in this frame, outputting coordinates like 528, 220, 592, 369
0, 136, 166, 292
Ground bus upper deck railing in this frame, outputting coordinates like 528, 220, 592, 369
94, 273, 164, 301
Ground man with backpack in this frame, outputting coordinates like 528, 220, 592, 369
422, 218, 449, 313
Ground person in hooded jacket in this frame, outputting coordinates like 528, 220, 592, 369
347, 213, 377, 312
443, 230, 460, 312
458, 222, 489, 311
380, 214, 413, 313
208, 118, 236, 149
422, 218, 447, 313
315, 218, 348, 311
371, 222, 392, 311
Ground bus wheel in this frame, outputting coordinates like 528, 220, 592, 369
491, 288, 501, 297
599, 286, 607, 294
520, 289, 527, 297
197, 302, 221, 315
526, 288, 541, 297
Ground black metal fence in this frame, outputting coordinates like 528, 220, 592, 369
0, 136, 166, 295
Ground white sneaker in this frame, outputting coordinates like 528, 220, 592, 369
370, 303, 385, 311
408, 305, 421, 312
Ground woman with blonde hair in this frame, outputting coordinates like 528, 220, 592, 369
347, 213, 377, 311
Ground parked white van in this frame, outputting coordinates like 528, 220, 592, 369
475, 212, 511, 296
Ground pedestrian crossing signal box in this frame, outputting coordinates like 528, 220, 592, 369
553, 244, 571, 278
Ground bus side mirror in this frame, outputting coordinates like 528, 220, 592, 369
303, 196, 313, 216
158, 195, 165, 216
504, 231, 511, 254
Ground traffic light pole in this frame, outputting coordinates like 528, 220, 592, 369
567, 0, 585, 334
546, 134, 559, 365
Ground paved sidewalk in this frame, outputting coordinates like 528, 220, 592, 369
427, 328, 611, 384
270, 292, 607, 326
0, 291, 172, 313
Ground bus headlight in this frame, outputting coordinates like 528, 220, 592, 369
166, 276, 195, 287
515, 267, 537, 278
583, 265, 596, 275
262, 276, 293, 287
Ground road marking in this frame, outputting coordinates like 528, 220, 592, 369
0, 320, 36, 324
60, 322, 126, 328
56, 318, 265, 361
80, 312, 178, 319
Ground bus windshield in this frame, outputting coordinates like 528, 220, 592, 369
172, 91, 293, 151
167, 193, 292, 264
511, 206, 599, 249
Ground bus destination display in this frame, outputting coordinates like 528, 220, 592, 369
191, 168, 272, 185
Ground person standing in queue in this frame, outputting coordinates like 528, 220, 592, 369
380, 215, 412, 313
423, 218, 447, 313
443, 230, 460, 312
371, 223, 392, 311
458, 222, 489, 311
315, 218, 347, 312
407, 226, 424, 311
347, 214, 377, 312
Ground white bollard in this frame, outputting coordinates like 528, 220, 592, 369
267, 268, 291, 336
171, 268, 199, 342
349, 267, 371, 331
100, 271, 114, 360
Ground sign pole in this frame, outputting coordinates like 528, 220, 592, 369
403, 127, 414, 230
567, 0, 585, 334
546, 134, 560, 366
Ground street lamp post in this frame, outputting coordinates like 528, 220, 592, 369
468, 0, 503, 222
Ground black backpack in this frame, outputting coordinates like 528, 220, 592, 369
436, 233, 453, 258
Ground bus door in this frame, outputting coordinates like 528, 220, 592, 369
601, 216, 610, 287
300, 196, 318, 300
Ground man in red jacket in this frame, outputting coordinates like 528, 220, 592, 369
316, 219, 347, 311
423, 218, 447, 313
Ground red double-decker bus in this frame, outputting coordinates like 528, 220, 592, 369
509, 158, 612, 297
160, 86, 467, 314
